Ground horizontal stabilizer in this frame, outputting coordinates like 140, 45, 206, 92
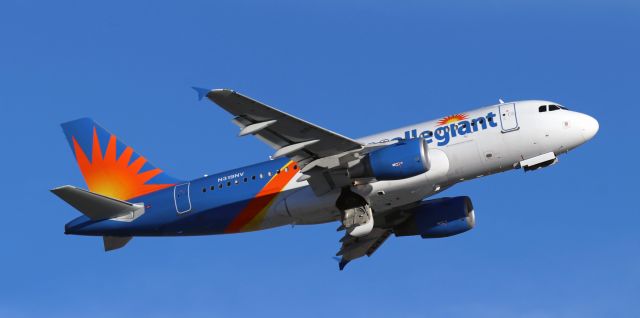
103, 236, 133, 251
51, 185, 142, 220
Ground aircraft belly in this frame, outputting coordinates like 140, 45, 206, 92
267, 186, 341, 225
440, 139, 485, 180
501, 125, 546, 164
356, 173, 436, 213
476, 130, 511, 174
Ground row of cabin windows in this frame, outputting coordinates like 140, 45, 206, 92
201, 165, 299, 193
539, 104, 568, 113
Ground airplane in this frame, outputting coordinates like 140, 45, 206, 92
51, 88, 599, 270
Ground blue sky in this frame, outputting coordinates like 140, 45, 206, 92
1, 0, 639, 317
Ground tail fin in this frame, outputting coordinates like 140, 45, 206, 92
61, 118, 180, 201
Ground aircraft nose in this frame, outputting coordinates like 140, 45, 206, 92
579, 113, 599, 141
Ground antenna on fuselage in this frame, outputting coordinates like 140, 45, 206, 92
499, 98, 505, 104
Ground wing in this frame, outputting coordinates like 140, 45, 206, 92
336, 228, 393, 270
198, 88, 363, 163
196, 88, 381, 194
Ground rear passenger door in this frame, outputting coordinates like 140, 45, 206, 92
174, 183, 192, 214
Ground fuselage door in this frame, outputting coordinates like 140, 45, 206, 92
174, 183, 192, 214
498, 103, 519, 132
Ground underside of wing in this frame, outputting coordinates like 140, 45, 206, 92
335, 196, 477, 270
336, 228, 393, 270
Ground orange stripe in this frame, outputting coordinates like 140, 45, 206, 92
224, 161, 297, 233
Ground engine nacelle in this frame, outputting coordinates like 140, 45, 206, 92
351, 138, 430, 180
394, 196, 475, 238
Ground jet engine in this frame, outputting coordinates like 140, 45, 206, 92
394, 196, 475, 238
350, 138, 430, 180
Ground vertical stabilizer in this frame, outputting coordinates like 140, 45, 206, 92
60, 118, 180, 201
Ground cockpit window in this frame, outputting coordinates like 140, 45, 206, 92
558, 105, 569, 110
539, 105, 547, 112
549, 105, 560, 111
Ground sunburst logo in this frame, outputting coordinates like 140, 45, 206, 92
71, 127, 174, 201
437, 114, 469, 126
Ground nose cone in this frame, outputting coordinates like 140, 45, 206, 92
580, 114, 599, 141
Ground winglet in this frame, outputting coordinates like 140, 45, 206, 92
192, 87, 211, 101
332, 256, 350, 271
339, 259, 350, 271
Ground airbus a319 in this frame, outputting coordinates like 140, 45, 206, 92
52, 89, 598, 269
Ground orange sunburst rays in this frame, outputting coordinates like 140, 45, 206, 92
437, 113, 469, 126
71, 127, 173, 201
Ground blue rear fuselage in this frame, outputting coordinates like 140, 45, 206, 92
65, 158, 297, 236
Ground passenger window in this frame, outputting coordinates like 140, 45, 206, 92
252, 175, 256, 180
202, 188, 206, 192
293, 165, 298, 170
234, 180, 239, 185
539, 105, 547, 112
268, 172, 272, 177
284, 167, 289, 173
210, 185, 215, 191
243, 177, 248, 182
218, 184, 223, 189
549, 105, 560, 111
227, 181, 231, 187
259, 173, 264, 179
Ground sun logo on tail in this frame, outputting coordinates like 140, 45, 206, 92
71, 127, 174, 201
437, 114, 469, 126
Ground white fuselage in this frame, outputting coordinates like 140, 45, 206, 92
263, 100, 599, 228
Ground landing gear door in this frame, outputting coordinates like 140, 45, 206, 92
498, 103, 519, 132
174, 183, 192, 214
